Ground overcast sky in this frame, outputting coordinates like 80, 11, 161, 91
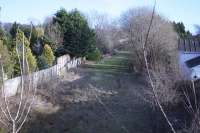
0, 0, 199, 34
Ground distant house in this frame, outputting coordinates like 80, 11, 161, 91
179, 37, 200, 79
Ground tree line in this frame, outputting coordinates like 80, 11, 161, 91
0, 8, 102, 78
0, 7, 193, 78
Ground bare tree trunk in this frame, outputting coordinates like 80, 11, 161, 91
142, 1, 176, 133
0, 24, 37, 133
12, 122, 16, 133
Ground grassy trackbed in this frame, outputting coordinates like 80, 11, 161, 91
83, 51, 132, 73
22, 51, 169, 133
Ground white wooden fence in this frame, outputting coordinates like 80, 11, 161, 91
3, 54, 84, 97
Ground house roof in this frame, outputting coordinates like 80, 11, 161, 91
186, 55, 200, 68
178, 37, 200, 52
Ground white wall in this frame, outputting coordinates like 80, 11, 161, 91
3, 55, 83, 97
190, 65, 200, 79
179, 52, 200, 63
179, 51, 200, 79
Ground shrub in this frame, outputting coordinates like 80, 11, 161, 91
13, 30, 37, 75
30, 27, 45, 56
35, 27, 44, 38
86, 49, 102, 61
12, 47, 37, 75
37, 56, 49, 70
10, 22, 19, 38
0, 128, 5, 133
42, 44, 55, 66
44, 19, 63, 51
121, 7, 180, 105
0, 40, 14, 78
26, 48, 37, 72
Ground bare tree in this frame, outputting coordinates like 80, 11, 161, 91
140, 2, 176, 133
121, 6, 181, 104
0, 26, 37, 133
88, 11, 122, 54
181, 80, 200, 133
119, 1, 190, 132
43, 17, 63, 51
124, 2, 200, 133
117, 2, 193, 133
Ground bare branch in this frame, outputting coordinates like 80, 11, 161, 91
142, 1, 177, 133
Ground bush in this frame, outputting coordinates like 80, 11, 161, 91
26, 48, 37, 72
0, 128, 5, 133
86, 49, 101, 61
30, 27, 44, 44
42, 44, 55, 66
121, 7, 180, 105
37, 56, 49, 70
0, 40, 14, 78
10, 22, 19, 38
35, 27, 44, 38
12, 30, 37, 75
12, 47, 37, 75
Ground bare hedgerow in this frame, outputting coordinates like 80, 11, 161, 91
124, 4, 178, 133
121, 7, 182, 105
121, 7, 179, 72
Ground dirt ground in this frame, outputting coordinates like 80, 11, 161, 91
19, 65, 170, 133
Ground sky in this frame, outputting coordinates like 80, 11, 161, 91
0, 0, 199, 34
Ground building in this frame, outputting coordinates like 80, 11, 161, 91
179, 37, 200, 79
